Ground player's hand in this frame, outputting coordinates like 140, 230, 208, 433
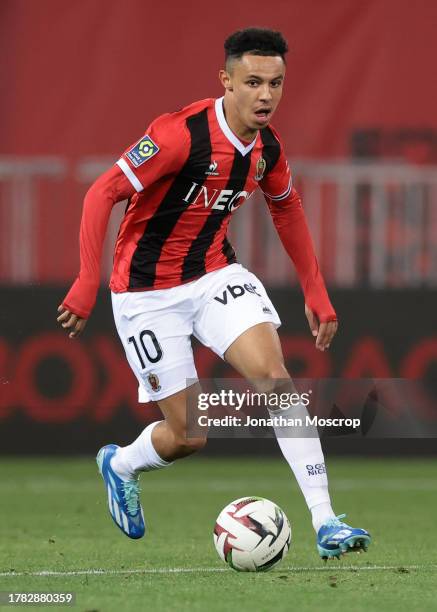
305, 304, 338, 351
57, 305, 88, 339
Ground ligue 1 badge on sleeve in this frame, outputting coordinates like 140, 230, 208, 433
147, 373, 161, 392
126, 135, 160, 167
255, 156, 266, 181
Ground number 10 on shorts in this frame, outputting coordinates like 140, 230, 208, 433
128, 330, 163, 369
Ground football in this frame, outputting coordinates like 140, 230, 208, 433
213, 496, 291, 572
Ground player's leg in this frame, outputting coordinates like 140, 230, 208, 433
193, 265, 334, 529
113, 383, 207, 476
194, 263, 370, 559
224, 322, 371, 559
100, 386, 206, 540
224, 322, 337, 531
152, 384, 207, 460
97, 286, 203, 539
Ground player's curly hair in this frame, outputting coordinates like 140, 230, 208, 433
224, 28, 288, 64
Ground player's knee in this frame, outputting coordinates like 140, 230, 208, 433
266, 362, 289, 380
250, 361, 289, 390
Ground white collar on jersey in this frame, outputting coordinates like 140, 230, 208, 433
215, 97, 258, 157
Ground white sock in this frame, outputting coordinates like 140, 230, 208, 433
268, 402, 335, 533
111, 421, 172, 480
311, 502, 336, 533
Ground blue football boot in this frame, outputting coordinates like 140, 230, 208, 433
317, 514, 371, 560
96, 444, 145, 539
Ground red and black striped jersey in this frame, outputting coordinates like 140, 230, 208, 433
110, 97, 291, 292
63, 97, 336, 323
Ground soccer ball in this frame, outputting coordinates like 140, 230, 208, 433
213, 496, 291, 572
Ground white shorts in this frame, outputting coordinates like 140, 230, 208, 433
111, 263, 281, 402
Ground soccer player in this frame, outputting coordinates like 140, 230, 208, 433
57, 28, 370, 560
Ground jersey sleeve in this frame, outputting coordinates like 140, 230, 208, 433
62, 165, 134, 318
259, 131, 292, 202
116, 113, 190, 193
265, 187, 337, 323
260, 128, 336, 323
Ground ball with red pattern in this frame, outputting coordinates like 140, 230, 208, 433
213, 496, 291, 572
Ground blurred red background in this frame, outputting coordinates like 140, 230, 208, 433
2, 0, 437, 158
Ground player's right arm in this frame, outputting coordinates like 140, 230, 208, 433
58, 114, 189, 338
57, 165, 135, 338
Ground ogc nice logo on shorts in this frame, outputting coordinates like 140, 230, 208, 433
147, 373, 161, 392
126, 135, 160, 167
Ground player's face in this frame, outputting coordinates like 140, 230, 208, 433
220, 54, 285, 138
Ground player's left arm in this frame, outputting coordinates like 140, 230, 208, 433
260, 141, 338, 351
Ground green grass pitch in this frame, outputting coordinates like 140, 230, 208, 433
0, 456, 436, 611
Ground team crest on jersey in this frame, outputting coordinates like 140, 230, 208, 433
147, 373, 161, 392
255, 156, 267, 181
126, 135, 159, 168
